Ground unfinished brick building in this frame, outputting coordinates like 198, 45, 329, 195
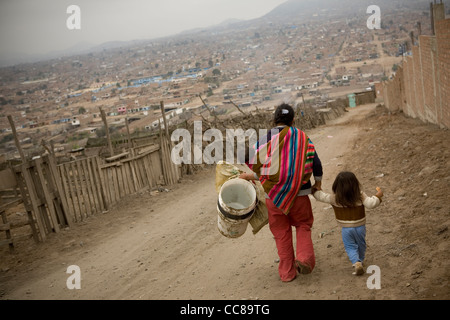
382, 1, 449, 129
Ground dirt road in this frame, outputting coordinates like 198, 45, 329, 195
1, 103, 448, 300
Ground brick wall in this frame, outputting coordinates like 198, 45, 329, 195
382, 17, 450, 129
382, 65, 403, 111
435, 19, 450, 128
419, 36, 438, 123
413, 46, 425, 120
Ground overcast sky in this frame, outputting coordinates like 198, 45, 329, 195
0, 0, 287, 57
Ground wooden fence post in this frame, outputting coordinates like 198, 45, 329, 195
125, 116, 140, 191
11, 164, 39, 243
34, 158, 60, 232
94, 156, 109, 211
21, 163, 47, 241
159, 101, 170, 138
46, 154, 73, 228
125, 117, 132, 149
99, 107, 114, 157
7, 115, 25, 162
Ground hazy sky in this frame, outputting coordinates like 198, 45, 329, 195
0, 0, 287, 56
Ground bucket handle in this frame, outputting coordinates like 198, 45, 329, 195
217, 199, 257, 221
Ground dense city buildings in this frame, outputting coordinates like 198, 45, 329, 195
0, 0, 439, 160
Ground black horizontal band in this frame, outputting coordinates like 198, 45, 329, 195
217, 199, 256, 220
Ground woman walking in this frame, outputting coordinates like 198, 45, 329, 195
240, 103, 323, 282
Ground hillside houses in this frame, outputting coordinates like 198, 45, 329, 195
1, 1, 430, 160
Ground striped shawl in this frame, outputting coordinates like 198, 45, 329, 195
248, 126, 315, 214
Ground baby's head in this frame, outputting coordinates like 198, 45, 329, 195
332, 171, 362, 207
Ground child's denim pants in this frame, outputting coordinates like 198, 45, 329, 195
341, 225, 366, 264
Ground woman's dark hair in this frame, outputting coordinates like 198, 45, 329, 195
273, 103, 295, 126
332, 171, 362, 207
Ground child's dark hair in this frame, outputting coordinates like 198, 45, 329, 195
332, 171, 362, 207
273, 103, 295, 126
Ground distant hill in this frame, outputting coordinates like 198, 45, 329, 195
215, 18, 244, 27
263, 0, 366, 19
263, 0, 440, 20
0, 40, 146, 68
0, 0, 443, 68
178, 18, 245, 35
0, 41, 95, 67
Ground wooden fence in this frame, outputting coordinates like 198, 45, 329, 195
1, 110, 182, 249
57, 144, 164, 224
9, 155, 68, 243
58, 156, 106, 223
0, 140, 176, 247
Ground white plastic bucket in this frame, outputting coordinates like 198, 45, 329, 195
217, 178, 257, 238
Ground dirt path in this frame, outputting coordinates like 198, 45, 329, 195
1, 103, 448, 300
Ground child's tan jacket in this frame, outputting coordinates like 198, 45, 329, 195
313, 191, 381, 227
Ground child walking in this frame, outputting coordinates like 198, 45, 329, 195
312, 171, 383, 275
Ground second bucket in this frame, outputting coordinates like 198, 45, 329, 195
217, 178, 257, 238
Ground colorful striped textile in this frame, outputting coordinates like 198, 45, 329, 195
248, 126, 315, 214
